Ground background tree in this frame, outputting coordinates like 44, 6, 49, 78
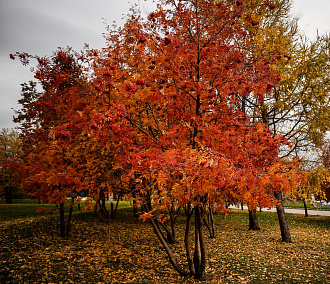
14, 49, 92, 237
319, 142, 330, 203
245, 0, 330, 158
13, 47, 125, 234
0, 128, 22, 204
239, 0, 330, 241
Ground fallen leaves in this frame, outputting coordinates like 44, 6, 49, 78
0, 207, 329, 283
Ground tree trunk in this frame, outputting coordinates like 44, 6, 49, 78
169, 217, 176, 244
193, 205, 206, 279
133, 192, 138, 217
303, 200, 308, 217
184, 204, 195, 276
209, 204, 215, 238
101, 196, 109, 218
144, 202, 207, 279
66, 205, 74, 237
96, 196, 110, 219
157, 218, 176, 244
274, 191, 292, 243
110, 201, 114, 218
149, 217, 188, 277
133, 200, 138, 217
59, 203, 65, 238
111, 194, 120, 219
168, 203, 180, 243
5, 185, 13, 204
248, 209, 260, 230
203, 203, 215, 238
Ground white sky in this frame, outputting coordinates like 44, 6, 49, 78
0, 0, 329, 130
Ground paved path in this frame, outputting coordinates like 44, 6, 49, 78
228, 205, 330, 216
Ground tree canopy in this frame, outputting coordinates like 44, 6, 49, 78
10, 0, 315, 279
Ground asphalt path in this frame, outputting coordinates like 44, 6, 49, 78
228, 205, 330, 216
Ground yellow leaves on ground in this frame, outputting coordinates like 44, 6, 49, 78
0, 208, 329, 283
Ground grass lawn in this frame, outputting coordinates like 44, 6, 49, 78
283, 201, 313, 209
0, 199, 94, 221
283, 201, 330, 211
0, 200, 329, 283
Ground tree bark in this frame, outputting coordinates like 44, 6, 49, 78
274, 191, 292, 243
303, 200, 308, 217
59, 203, 65, 238
66, 205, 74, 237
144, 203, 207, 279
184, 204, 195, 276
203, 203, 215, 238
5, 185, 13, 204
159, 221, 175, 244
149, 217, 188, 277
111, 194, 120, 218
168, 203, 180, 243
248, 209, 260, 230
110, 201, 114, 218
194, 205, 206, 279
132, 192, 139, 217
133, 200, 138, 217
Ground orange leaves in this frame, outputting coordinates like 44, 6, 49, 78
266, 83, 274, 91
94, 85, 102, 92
140, 212, 153, 222
12, 0, 303, 236
139, 37, 147, 44
136, 78, 145, 86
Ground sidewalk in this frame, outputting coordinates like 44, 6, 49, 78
228, 205, 330, 216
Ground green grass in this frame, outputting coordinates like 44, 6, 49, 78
0, 199, 136, 221
0, 199, 36, 204
0, 199, 89, 221
283, 202, 313, 209
0, 202, 329, 283
283, 201, 330, 210
0, 199, 55, 221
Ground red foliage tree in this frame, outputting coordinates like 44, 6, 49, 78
12, 0, 302, 278
14, 49, 96, 237
88, 0, 301, 278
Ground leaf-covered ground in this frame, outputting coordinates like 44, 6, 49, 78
0, 204, 329, 283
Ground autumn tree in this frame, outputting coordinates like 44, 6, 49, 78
13, 49, 95, 237
244, 0, 330, 158
269, 33, 330, 240
234, 0, 296, 233
11, 0, 303, 277
89, 0, 301, 278
0, 128, 22, 204
319, 142, 330, 203
234, 0, 330, 241
294, 167, 327, 216
12, 46, 127, 234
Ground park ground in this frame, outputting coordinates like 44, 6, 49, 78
0, 200, 329, 283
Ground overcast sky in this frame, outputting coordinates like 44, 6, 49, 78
1, 0, 329, 130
